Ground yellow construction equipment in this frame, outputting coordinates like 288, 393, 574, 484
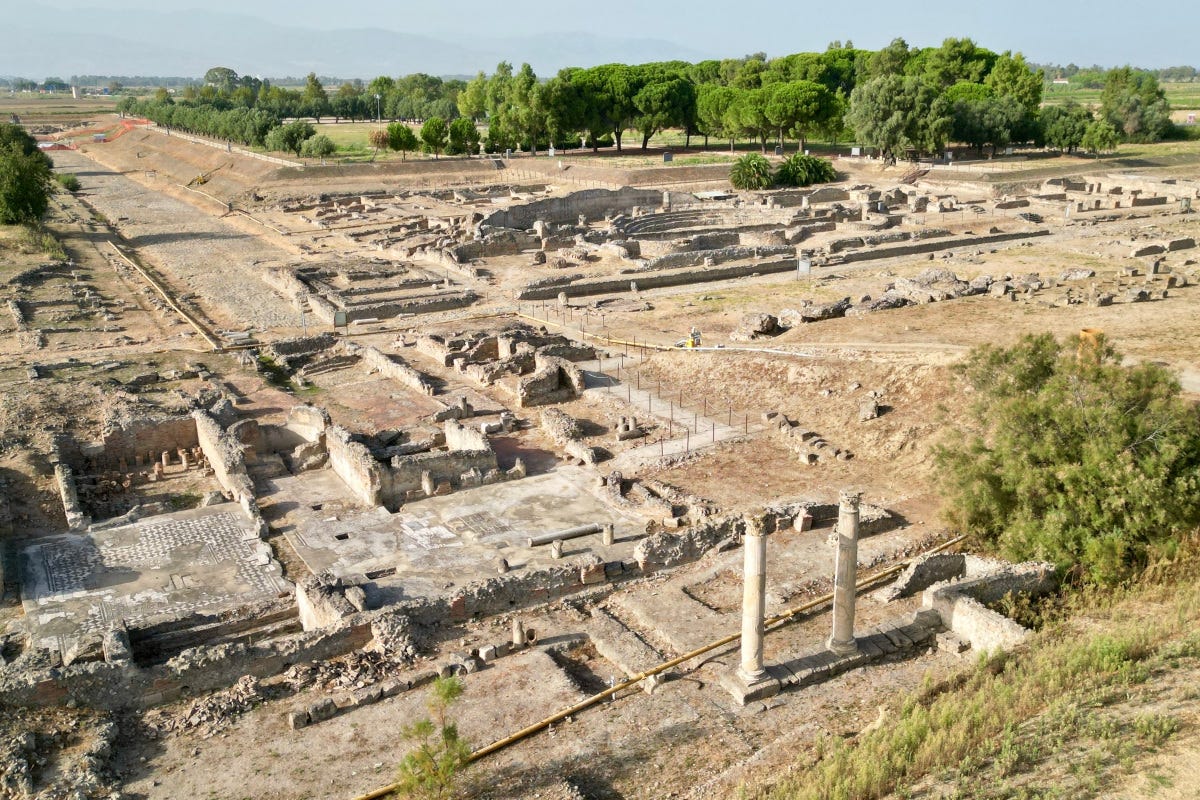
674, 327, 702, 348
187, 162, 231, 187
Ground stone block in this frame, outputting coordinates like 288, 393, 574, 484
351, 685, 383, 707
308, 697, 337, 723
379, 678, 409, 698
287, 708, 309, 730
936, 630, 971, 656
858, 636, 886, 659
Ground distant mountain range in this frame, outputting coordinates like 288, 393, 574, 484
1, 5, 713, 81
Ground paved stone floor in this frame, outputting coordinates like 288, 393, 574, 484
267, 466, 647, 599
20, 506, 292, 658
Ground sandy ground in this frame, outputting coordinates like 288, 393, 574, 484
5, 129, 1200, 799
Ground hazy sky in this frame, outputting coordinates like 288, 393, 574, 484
27, 0, 1200, 67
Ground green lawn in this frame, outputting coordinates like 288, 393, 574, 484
1044, 81, 1200, 109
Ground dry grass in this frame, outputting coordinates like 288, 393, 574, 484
748, 545, 1200, 800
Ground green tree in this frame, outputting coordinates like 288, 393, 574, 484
386, 122, 419, 159
1081, 119, 1119, 155
542, 70, 589, 148
985, 51, 1043, 115
394, 676, 471, 800
935, 334, 1200, 586
1101, 67, 1172, 142
919, 38, 997, 89
950, 92, 1025, 157
457, 71, 488, 121
301, 72, 329, 122
729, 152, 772, 190
1041, 102, 1092, 152
726, 88, 772, 152
265, 120, 315, 156
447, 117, 480, 155
764, 80, 835, 150
696, 84, 738, 150
846, 75, 952, 161
865, 38, 912, 80
420, 116, 448, 158
203, 67, 239, 93
633, 76, 695, 150
0, 124, 52, 224
300, 133, 335, 162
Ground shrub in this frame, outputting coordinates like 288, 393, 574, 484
55, 173, 81, 192
300, 134, 335, 160
934, 333, 1200, 585
729, 153, 772, 190
395, 676, 470, 799
774, 153, 837, 187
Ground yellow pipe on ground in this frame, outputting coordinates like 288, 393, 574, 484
348, 534, 966, 800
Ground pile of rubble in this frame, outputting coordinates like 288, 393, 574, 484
282, 649, 413, 695
143, 675, 263, 740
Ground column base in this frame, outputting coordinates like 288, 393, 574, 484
827, 636, 859, 656
720, 667, 781, 705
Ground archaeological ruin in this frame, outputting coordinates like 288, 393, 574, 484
1, 115, 1198, 799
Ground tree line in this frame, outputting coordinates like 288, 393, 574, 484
115, 39, 1181, 157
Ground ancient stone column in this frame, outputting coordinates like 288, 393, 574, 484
828, 490, 862, 655
511, 619, 525, 649
738, 518, 768, 681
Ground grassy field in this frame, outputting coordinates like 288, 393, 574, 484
0, 93, 118, 122
1044, 81, 1200, 109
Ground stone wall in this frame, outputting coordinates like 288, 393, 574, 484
297, 576, 358, 631
53, 463, 90, 530
326, 426, 383, 507
94, 416, 200, 467
0, 617, 374, 711
380, 449, 498, 508
358, 345, 436, 396
923, 561, 1057, 652
515, 355, 585, 407
480, 187, 664, 230
192, 411, 254, 505
641, 244, 795, 272
447, 230, 540, 261
334, 291, 477, 323
262, 267, 311, 310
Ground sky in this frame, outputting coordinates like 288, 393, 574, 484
61, 0, 1197, 67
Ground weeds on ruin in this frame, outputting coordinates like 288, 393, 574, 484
16, 223, 67, 260
393, 676, 471, 800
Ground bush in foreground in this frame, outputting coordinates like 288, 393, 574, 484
935, 333, 1200, 585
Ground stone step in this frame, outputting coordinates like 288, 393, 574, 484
587, 606, 664, 679
772, 610, 941, 689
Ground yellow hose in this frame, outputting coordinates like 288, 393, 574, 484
348, 534, 965, 800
